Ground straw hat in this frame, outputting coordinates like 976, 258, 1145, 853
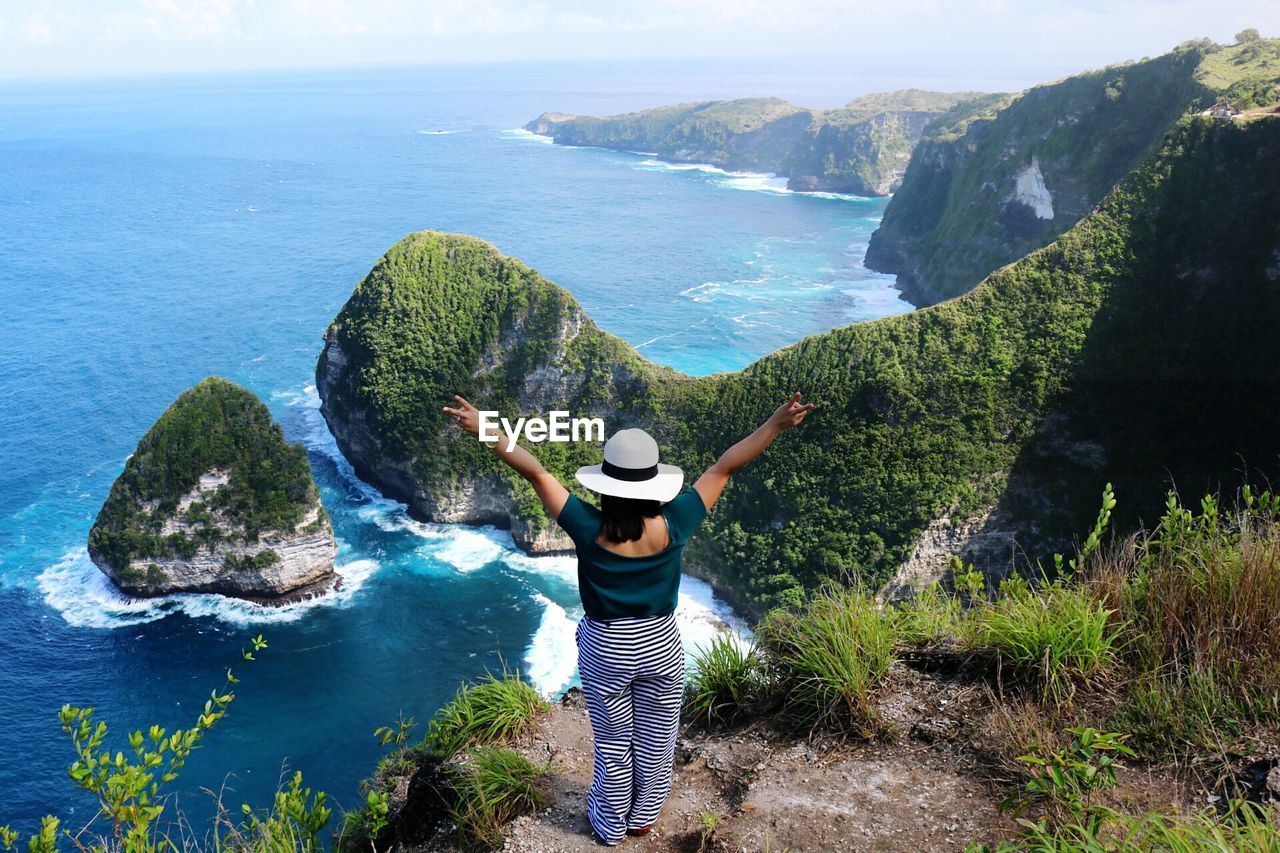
575, 428, 683, 502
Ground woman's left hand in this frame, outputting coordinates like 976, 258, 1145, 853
442, 395, 482, 435
766, 391, 815, 431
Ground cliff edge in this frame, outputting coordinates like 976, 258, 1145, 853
526, 90, 989, 197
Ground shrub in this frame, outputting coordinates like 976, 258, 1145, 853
1009, 727, 1134, 819
760, 586, 896, 735
1103, 488, 1280, 753
0, 635, 334, 853
685, 634, 766, 727
424, 668, 548, 758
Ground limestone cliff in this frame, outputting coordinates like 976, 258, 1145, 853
315, 232, 677, 553
526, 90, 987, 196
316, 116, 1280, 611
866, 37, 1280, 305
89, 377, 337, 602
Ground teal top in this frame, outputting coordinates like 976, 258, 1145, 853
555, 487, 709, 621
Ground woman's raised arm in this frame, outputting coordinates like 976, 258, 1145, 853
443, 395, 570, 520
693, 391, 814, 512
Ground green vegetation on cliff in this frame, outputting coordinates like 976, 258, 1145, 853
866, 36, 1280, 305
526, 89, 987, 196
88, 377, 321, 572
319, 115, 1280, 612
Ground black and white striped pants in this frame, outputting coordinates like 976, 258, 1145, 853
575, 612, 684, 845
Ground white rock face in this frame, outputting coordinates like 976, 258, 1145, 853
1010, 156, 1055, 219
880, 510, 1018, 602
98, 468, 337, 602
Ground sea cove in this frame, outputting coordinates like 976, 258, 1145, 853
0, 62, 909, 824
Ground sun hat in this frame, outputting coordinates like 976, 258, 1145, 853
575, 428, 684, 502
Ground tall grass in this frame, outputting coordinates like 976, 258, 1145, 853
760, 586, 897, 735
982, 800, 1280, 852
1096, 489, 1280, 753
891, 581, 963, 649
685, 634, 766, 728
425, 668, 548, 758
448, 747, 547, 848
967, 582, 1120, 704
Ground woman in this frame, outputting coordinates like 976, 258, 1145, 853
442, 392, 814, 845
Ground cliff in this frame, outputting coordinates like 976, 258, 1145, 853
317, 115, 1280, 612
88, 377, 337, 601
526, 90, 987, 196
866, 36, 1280, 305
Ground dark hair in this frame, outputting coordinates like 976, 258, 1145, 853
599, 494, 662, 544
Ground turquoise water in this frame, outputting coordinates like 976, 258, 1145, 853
0, 63, 905, 827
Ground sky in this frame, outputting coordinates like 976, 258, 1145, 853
0, 1, 1276, 84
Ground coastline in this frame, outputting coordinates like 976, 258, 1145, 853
507, 128, 874, 202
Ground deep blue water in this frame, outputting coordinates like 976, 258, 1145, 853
0, 62, 906, 829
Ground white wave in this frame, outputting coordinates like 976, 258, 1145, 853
278, 385, 407, 512
677, 574, 753, 658
631, 158, 870, 201
721, 173, 792, 194
502, 549, 579, 586
524, 594, 581, 696
417, 129, 465, 135
432, 525, 510, 573
37, 549, 380, 629
499, 128, 554, 144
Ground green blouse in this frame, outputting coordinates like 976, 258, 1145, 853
555, 487, 709, 621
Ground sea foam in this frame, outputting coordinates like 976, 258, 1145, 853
37, 548, 380, 629
519, 572, 753, 697
499, 128, 554, 144
524, 593, 581, 695
632, 158, 869, 200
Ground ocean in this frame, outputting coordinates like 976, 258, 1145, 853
0, 61, 909, 827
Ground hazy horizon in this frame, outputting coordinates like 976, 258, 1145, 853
1, 1, 1276, 87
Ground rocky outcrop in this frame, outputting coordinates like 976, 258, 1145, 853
526, 90, 988, 197
880, 510, 1019, 603
89, 377, 337, 602
315, 232, 666, 554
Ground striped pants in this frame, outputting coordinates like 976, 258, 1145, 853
575, 612, 684, 845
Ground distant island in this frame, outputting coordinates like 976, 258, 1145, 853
526, 90, 992, 196
88, 377, 337, 602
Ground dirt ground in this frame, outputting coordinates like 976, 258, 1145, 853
390, 661, 1217, 852
501, 665, 1062, 852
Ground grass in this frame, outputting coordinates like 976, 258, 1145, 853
685, 634, 766, 728
1093, 490, 1280, 755
979, 800, 1280, 851
967, 582, 1121, 704
759, 586, 897, 736
341, 669, 548, 851
447, 747, 547, 848
891, 579, 964, 649
425, 668, 549, 758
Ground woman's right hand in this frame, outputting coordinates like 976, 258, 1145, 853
766, 391, 815, 431
442, 395, 482, 436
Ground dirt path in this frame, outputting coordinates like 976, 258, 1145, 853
502, 667, 1015, 852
